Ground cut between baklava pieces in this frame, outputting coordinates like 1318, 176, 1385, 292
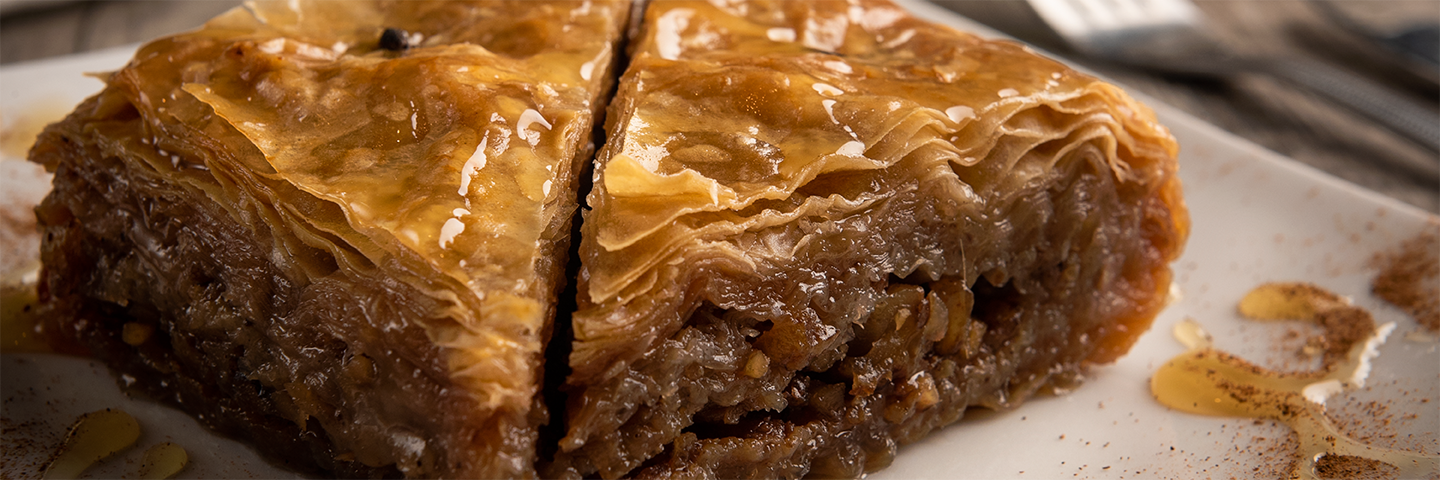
29, 1, 628, 477
27, 0, 1188, 478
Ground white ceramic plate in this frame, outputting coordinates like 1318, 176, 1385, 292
3, 4, 1436, 479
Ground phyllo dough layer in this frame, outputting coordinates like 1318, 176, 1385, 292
29, 1, 627, 477
554, 0, 1189, 478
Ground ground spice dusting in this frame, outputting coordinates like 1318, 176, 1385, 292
2, 417, 59, 477
1315, 454, 1399, 480
1314, 307, 1377, 364
1371, 231, 1439, 332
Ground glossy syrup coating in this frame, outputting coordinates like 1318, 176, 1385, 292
556, 1, 1188, 478
29, 1, 628, 477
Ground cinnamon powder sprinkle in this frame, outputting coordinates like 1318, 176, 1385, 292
1371, 231, 1439, 332
1315, 454, 1400, 480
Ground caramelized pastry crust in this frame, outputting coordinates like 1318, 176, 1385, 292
552, 1, 1188, 478
29, 1, 627, 477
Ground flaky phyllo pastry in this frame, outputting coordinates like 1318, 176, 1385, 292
28, 0, 1187, 478
30, 0, 627, 477
553, 1, 1186, 478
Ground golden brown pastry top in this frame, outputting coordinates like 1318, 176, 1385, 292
584, 0, 1180, 299
570, 0, 1186, 383
177, 0, 617, 292
78, 0, 627, 407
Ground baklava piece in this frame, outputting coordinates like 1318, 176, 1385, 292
29, 1, 628, 477
553, 1, 1188, 478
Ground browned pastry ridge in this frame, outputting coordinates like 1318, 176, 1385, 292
26, 0, 1187, 478
550, 1, 1188, 478
28, 1, 628, 477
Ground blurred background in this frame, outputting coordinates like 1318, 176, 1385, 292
1, 0, 1436, 212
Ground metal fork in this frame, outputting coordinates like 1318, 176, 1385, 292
1028, 0, 1440, 167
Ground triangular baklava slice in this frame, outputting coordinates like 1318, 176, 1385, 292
29, 1, 628, 477
555, 0, 1188, 477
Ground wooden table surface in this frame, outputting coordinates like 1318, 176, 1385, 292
2, 0, 1437, 213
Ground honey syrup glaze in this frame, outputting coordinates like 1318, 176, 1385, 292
136, 442, 189, 480
41, 409, 141, 479
1152, 282, 1439, 479
0, 275, 49, 353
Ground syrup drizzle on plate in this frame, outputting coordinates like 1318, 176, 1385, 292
37, 409, 190, 479
137, 442, 189, 479
1152, 282, 1439, 479
41, 409, 140, 479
